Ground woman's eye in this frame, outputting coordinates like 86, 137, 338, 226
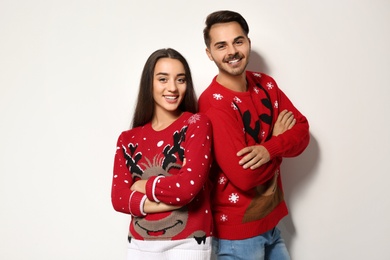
177, 78, 186, 84
158, 77, 167, 82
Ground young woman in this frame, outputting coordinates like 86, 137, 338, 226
111, 48, 213, 259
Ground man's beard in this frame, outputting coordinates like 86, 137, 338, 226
216, 52, 249, 76
218, 61, 248, 76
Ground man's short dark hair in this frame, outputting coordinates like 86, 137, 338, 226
203, 10, 250, 48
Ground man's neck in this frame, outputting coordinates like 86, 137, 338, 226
216, 71, 247, 92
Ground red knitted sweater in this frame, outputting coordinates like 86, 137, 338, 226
198, 71, 310, 239
111, 112, 213, 242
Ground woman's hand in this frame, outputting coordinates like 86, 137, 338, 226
143, 199, 181, 213
130, 179, 147, 194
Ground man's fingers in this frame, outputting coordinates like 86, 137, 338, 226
288, 118, 296, 130
237, 146, 252, 156
239, 151, 256, 166
243, 156, 259, 169
276, 110, 288, 123
281, 111, 294, 124
238, 145, 270, 169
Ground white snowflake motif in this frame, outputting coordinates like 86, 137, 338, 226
213, 93, 223, 100
220, 214, 228, 222
266, 82, 274, 90
261, 130, 266, 138
253, 87, 260, 94
228, 193, 240, 203
253, 72, 261, 78
233, 96, 242, 103
218, 176, 227, 185
188, 114, 201, 124
274, 101, 279, 108
231, 102, 238, 110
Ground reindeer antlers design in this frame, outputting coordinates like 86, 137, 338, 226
122, 126, 188, 178
122, 143, 143, 177
162, 126, 187, 170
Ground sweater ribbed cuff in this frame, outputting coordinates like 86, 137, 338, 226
146, 176, 164, 203
263, 138, 279, 159
129, 191, 147, 217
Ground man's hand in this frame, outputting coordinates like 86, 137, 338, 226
237, 145, 271, 170
237, 110, 295, 170
273, 109, 296, 136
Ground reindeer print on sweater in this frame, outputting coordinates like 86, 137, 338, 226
198, 71, 310, 239
111, 112, 213, 243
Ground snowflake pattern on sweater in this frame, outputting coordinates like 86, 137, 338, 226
198, 71, 310, 240
112, 112, 213, 244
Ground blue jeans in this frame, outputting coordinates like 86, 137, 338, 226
212, 228, 290, 260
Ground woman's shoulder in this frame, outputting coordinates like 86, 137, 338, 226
182, 112, 211, 126
180, 113, 212, 138
117, 124, 147, 141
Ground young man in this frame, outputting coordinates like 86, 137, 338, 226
198, 10, 310, 260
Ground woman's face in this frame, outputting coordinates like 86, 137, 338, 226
152, 58, 187, 117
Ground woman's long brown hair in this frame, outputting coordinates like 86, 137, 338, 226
131, 48, 197, 128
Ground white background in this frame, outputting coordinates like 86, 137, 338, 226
1, 1, 389, 259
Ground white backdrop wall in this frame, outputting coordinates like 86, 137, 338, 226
1, 1, 389, 259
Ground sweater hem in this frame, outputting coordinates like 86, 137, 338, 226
213, 202, 288, 240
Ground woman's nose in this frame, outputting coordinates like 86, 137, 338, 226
166, 80, 178, 91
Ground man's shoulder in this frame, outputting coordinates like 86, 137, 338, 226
198, 84, 231, 113
198, 79, 222, 107
246, 71, 280, 95
199, 79, 218, 97
246, 71, 274, 82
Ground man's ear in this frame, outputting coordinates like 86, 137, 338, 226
205, 48, 214, 61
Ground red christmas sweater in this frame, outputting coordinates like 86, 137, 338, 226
111, 112, 213, 243
198, 71, 310, 240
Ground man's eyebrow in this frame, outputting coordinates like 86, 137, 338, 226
214, 40, 227, 47
213, 36, 246, 47
234, 36, 246, 41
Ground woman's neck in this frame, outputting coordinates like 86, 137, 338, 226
151, 111, 183, 131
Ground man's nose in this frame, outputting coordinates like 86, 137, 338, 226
226, 44, 237, 55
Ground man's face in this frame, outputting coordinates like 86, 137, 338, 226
206, 21, 251, 77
